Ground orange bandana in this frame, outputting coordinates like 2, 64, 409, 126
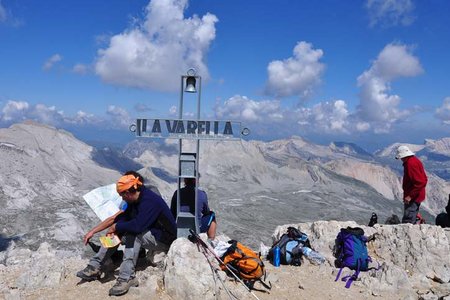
116, 175, 143, 193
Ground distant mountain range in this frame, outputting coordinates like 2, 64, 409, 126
1, 121, 449, 250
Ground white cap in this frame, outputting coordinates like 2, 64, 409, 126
395, 145, 415, 160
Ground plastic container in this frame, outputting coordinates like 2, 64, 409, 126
301, 246, 325, 265
273, 246, 281, 267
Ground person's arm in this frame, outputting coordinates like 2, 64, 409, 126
170, 191, 177, 218
115, 197, 163, 234
200, 190, 210, 215
83, 210, 123, 245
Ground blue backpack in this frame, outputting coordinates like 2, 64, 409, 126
267, 227, 311, 266
334, 227, 378, 288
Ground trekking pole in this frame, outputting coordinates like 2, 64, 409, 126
196, 242, 237, 300
189, 230, 261, 300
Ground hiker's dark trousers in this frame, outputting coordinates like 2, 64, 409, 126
88, 230, 169, 280
402, 201, 420, 224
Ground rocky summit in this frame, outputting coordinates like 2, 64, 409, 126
1, 221, 449, 299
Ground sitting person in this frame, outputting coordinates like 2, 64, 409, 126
83, 171, 147, 261
77, 171, 177, 296
170, 177, 217, 243
435, 194, 450, 228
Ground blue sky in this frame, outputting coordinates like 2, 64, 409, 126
0, 0, 449, 151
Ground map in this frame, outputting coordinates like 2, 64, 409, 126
82, 184, 125, 221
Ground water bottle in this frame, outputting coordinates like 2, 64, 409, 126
273, 246, 281, 267
301, 246, 325, 265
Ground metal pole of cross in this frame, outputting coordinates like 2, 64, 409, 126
130, 68, 250, 238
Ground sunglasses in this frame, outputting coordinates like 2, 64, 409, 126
119, 190, 132, 197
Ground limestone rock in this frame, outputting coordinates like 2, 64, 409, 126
15, 242, 65, 289
164, 237, 221, 300
271, 221, 450, 293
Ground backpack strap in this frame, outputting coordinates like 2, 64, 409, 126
245, 279, 271, 293
257, 278, 272, 291
341, 258, 362, 288
335, 267, 344, 282
246, 269, 272, 293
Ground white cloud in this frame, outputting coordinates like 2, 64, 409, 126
31, 104, 65, 125
68, 110, 99, 125
1, 100, 29, 122
43, 54, 63, 71
366, 0, 415, 27
134, 103, 153, 112
310, 100, 349, 132
364, 43, 423, 81
0, 100, 133, 130
106, 105, 132, 128
0, 1, 7, 22
435, 97, 450, 125
72, 63, 89, 75
169, 105, 177, 116
95, 0, 218, 92
355, 43, 423, 133
1, 100, 65, 125
356, 122, 371, 132
265, 41, 325, 98
214, 95, 283, 122
214, 95, 350, 135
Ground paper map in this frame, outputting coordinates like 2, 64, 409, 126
82, 184, 124, 221
99, 235, 121, 248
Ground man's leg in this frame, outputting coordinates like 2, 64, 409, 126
117, 234, 141, 281
116, 231, 168, 280
109, 231, 168, 296
109, 234, 140, 296
402, 201, 420, 224
139, 230, 170, 264
76, 245, 118, 281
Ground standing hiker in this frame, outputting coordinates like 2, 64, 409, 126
77, 171, 177, 296
170, 177, 217, 244
395, 145, 428, 224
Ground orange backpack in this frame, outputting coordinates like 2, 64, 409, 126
220, 240, 266, 282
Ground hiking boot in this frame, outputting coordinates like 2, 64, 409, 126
108, 277, 139, 296
76, 265, 101, 281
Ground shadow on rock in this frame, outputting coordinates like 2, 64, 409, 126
0, 234, 20, 252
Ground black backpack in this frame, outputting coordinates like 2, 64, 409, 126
267, 227, 311, 266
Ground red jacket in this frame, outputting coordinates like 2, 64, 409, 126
402, 156, 428, 203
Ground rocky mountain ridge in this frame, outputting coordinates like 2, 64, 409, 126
0, 121, 122, 251
133, 138, 409, 245
1, 121, 449, 252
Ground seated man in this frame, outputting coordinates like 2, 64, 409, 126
170, 178, 217, 242
83, 171, 145, 246
82, 171, 147, 261
77, 172, 177, 296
